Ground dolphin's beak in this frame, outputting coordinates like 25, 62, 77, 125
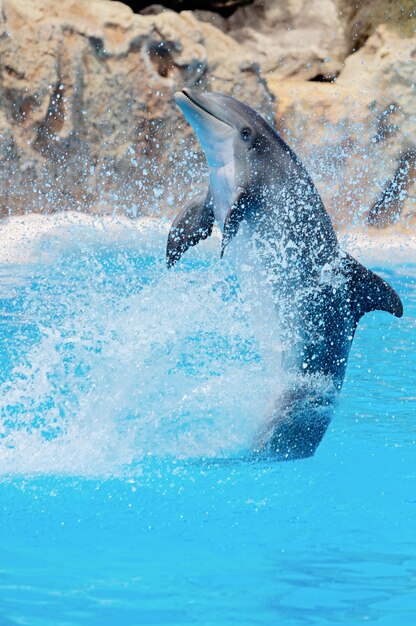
174, 89, 234, 167
175, 89, 232, 127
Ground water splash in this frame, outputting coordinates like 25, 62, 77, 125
0, 216, 279, 476
2, 215, 411, 477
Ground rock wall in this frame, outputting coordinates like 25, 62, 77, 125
0, 0, 414, 230
268, 26, 416, 230
0, 0, 273, 215
198, 0, 349, 80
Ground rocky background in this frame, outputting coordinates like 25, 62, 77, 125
0, 0, 414, 230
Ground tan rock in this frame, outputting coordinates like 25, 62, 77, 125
343, 0, 416, 49
0, 0, 274, 215
197, 0, 416, 80
217, 0, 349, 79
267, 26, 416, 230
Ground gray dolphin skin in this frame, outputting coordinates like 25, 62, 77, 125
167, 89, 403, 460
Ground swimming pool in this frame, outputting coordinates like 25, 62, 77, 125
0, 217, 415, 625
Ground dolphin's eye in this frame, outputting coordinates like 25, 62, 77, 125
240, 127, 252, 141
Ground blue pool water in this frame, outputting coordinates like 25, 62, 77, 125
0, 222, 415, 625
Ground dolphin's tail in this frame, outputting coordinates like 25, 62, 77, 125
342, 254, 403, 322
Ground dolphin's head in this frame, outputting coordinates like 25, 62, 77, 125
175, 89, 275, 169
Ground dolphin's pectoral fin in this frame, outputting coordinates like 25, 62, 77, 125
344, 254, 403, 321
221, 187, 250, 257
166, 191, 215, 268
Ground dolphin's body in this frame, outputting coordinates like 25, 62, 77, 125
167, 89, 403, 460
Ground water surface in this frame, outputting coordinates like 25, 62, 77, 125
0, 222, 415, 625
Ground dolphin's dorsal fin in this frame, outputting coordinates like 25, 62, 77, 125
166, 191, 215, 268
343, 254, 403, 321
221, 187, 251, 257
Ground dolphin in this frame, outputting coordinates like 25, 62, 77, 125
166, 89, 403, 460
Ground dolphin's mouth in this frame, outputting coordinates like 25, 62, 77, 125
180, 89, 232, 128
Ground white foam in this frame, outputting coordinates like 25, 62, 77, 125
0, 212, 412, 477
2, 211, 414, 266
0, 212, 170, 265
340, 227, 416, 265
0, 214, 271, 477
